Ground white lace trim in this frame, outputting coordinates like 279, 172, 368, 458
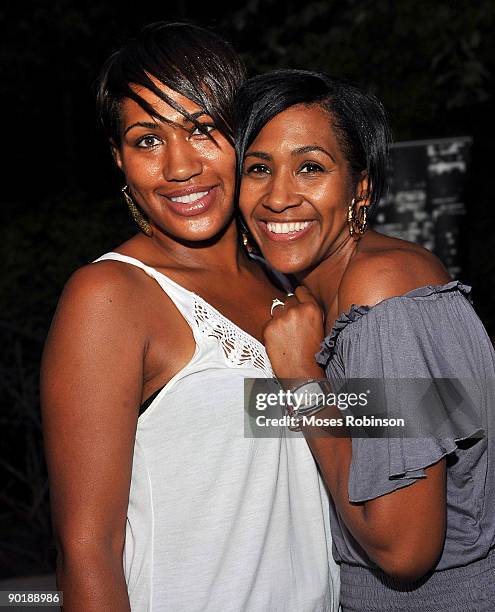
193, 300, 273, 377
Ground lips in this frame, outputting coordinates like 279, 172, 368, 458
161, 186, 217, 217
258, 219, 316, 242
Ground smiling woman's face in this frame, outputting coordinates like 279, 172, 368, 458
239, 103, 366, 274
114, 82, 236, 242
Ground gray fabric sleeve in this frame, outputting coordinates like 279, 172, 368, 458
320, 286, 486, 503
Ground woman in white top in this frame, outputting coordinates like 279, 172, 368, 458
41, 23, 339, 611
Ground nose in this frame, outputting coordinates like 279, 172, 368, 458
163, 137, 203, 182
262, 170, 302, 213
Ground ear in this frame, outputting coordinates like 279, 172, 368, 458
356, 172, 371, 206
110, 140, 124, 171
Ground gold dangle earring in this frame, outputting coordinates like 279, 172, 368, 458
238, 217, 256, 254
347, 197, 369, 238
242, 232, 250, 248
122, 186, 153, 237
241, 231, 256, 254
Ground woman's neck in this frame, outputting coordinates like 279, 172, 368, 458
297, 236, 359, 316
129, 216, 249, 276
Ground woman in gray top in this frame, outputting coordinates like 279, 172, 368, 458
235, 69, 495, 610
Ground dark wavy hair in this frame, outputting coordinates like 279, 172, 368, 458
96, 22, 246, 146
234, 69, 391, 214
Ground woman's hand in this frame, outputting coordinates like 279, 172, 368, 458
263, 286, 325, 380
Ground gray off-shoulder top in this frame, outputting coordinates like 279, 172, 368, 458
315, 281, 495, 570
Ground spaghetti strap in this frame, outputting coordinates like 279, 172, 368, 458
93, 251, 196, 325
92, 251, 273, 376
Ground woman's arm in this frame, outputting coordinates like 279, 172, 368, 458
41, 264, 147, 611
307, 435, 446, 581
264, 264, 449, 581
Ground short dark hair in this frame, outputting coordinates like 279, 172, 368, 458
234, 69, 390, 213
96, 22, 246, 146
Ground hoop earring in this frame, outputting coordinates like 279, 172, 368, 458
347, 197, 369, 238
122, 185, 153, 237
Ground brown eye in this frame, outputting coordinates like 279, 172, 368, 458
136, 135, 162, 148
299, 162, 324, 173
190, 124, 215, 137
245, 163, 270, 175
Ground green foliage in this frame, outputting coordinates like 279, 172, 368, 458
223, 0, 494, 138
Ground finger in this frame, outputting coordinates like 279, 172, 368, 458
294, 286, 325, 323
270, 293, 299, 318
283, 295, 299, 309
270, 300, 286, 319
294, 285, 320, 306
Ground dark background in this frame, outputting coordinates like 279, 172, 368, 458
1, 0, 494, 579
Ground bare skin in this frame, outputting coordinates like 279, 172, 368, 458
41, 84, 284, 611
239, 104, 451, 581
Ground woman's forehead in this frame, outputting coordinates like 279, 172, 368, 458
122, 79, 207, 126
250, 104, 340, 153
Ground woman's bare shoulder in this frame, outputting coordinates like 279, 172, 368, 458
338, 231, 451, 313
60, 256, 152, 318
43, 258, 155, 370
62, 233, 154, 305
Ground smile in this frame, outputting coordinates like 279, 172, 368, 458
169, 190, 210, 204
258, 219, 316, 242
266, 221, 312, 234
162, 186, 217, 217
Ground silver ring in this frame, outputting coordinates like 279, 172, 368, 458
270, 298, 285, 316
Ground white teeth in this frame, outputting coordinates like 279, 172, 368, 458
170, 190, 209, 204
266, 221, 311, 234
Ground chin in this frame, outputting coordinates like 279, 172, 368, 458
170, 214, 234, 243
259, 252, 309, 276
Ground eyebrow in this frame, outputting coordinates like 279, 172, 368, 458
244, 151, 272, 161
292, 145, 336, 162
124, 111, 209, 136
124, 121, 160, 135
244, 145, 336, 163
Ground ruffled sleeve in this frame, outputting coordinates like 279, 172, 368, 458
316, 281, 490, 503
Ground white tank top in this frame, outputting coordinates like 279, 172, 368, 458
93, 252, 340, 612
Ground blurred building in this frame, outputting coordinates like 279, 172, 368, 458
373, 136, 472, 278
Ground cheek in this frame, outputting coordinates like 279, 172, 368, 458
121, 151, 162, 185
239, 180, 261, 216
219, 153, 236, 186
197, 140, 236, 172
208, 156, 236, 197
311, 180, 351, 219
